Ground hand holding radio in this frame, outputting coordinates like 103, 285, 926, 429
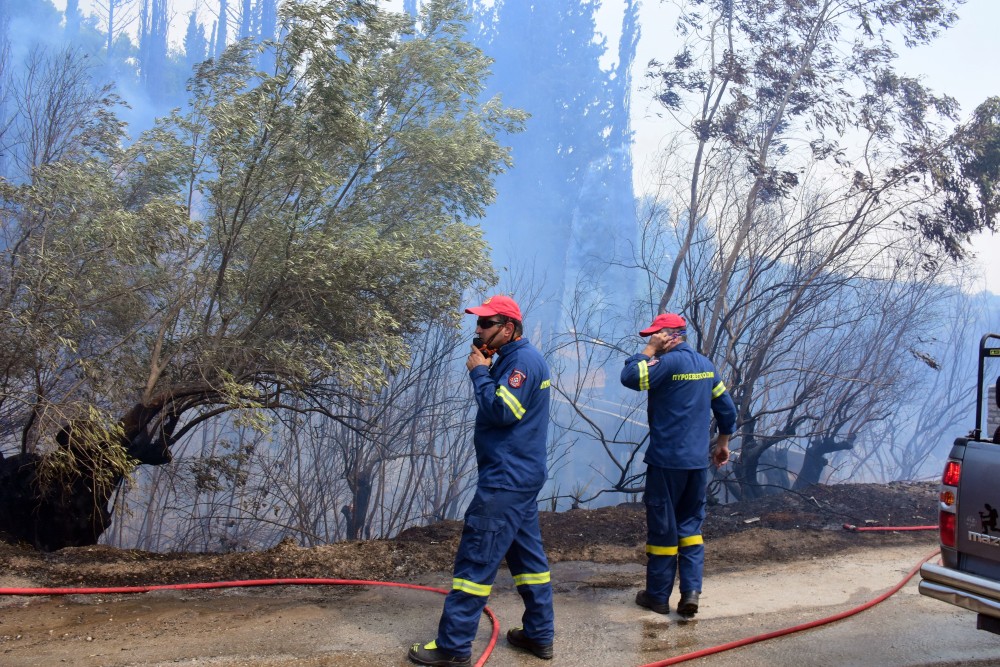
645, 329, 684, 356
472, 336, 494, 359
467, 342, 490, 371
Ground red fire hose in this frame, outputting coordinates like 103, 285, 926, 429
842, 523, 937, 531
639, 523, 939, 667
0, 577, 500, 667
0, 524, 939, 667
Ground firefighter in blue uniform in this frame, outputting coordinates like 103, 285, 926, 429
409, 295, 555, 666
621, 313, 737, 617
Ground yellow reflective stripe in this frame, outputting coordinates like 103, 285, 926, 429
423, 641, 438, 650
679, 535, 704, 548
540, 379, 551, 389
452, 578, 492, 596
496, 385, 526, 419
639, 360, 650, 391
645, 544, 678, 556
712, 381, 726, 398
513, 571, 551, 586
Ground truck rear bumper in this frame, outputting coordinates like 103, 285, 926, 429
919, 562, 1000, 619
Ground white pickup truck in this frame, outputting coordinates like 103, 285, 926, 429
919, 333, 1000, 634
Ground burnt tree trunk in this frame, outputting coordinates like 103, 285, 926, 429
344, 466, 374, 541
793, 434, 855, 490
759, 447, 792, 493
0, 451, 115, 551
0, 403, 176, 551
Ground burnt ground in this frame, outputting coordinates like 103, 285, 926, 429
0, 481, 938, 588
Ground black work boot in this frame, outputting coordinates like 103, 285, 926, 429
507, 627, 554, 660
408, 640, 471, 667
635, 589, 670, 614
678, 591, 700, 617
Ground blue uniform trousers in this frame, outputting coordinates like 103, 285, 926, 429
643, 465, 708, 604
436, 487, 554, 658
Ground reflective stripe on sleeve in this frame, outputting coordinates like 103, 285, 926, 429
639, 360, 650, 391
712, 381, 727, 398
496, 385, 526, 419
452, 578, 492, 596
540, 379, 551, 389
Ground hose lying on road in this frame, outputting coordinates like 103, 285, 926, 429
638, 546, 940, 667
842, 523, 936, 531
0, 577, 500, 667
0, 525, 940, 667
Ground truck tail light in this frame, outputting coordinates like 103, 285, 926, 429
942, 460, 961, 486
940, 510, 956, 548
939, 460, 959, 548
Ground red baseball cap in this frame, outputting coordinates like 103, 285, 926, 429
639, 313, 687, 336
465, 295, 523, 321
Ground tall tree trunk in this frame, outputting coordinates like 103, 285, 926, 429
215, 0, 229, 58
735, 435, 765, 500
344, 466, 374, 541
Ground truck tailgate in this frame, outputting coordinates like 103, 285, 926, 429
957, 440, 1000, 580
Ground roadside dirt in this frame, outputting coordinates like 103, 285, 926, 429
0, 481, 940, 666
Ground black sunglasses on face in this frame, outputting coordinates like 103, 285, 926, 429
477, 318, 504, 329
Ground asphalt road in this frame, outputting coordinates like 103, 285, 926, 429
2, 541, 999, 666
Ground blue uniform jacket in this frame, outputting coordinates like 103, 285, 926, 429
469, 337, 550, 492
621, 341, 737, 469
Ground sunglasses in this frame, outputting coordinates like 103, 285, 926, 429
477, 318, 505, 329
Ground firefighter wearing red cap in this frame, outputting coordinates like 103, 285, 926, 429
620, 313, 737, 618
409, 295, 555, 666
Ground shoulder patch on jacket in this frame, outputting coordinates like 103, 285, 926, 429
647, 358, 659, 367
508, 369, 527, 388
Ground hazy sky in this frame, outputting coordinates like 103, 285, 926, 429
51, 0, 1000, 291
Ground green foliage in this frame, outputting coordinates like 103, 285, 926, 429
34, 406, 136, 500
917, 97, 1000, 258
0, 0, 522, 469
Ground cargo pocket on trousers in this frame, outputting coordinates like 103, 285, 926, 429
463, 514, 505, 565
644, 498, 670, 538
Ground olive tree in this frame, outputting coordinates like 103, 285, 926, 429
0, 0, 524, 550
106, 320, 479, 551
